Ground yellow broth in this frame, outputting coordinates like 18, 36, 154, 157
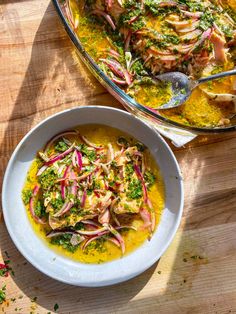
22, 125, 165, 264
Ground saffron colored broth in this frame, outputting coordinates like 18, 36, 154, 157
69, 0, 235, 128
22, 125, 165, 264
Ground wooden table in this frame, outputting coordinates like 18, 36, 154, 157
1, 1, 236, 313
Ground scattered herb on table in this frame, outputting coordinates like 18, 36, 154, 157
54, 303, 59, 311
0, 285, 6, 304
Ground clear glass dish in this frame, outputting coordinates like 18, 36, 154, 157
52, 0, 236, 135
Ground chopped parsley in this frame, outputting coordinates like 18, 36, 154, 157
80, 144, 96, 162
84, 238, 107, 254
22, 189, 32, 205
39, 167, 57, 190
131, 59, 148, 76
125, 163, 134, 177
144, 171, 156, 189
54, 303, 59, 312
199, 10, 215, 31
0, 285, 6, 304
50, 196, 64, 211
55, 141, 68, 152
34, 201, 46, 218
50, 234, 78, 253
127, 178, 143, 199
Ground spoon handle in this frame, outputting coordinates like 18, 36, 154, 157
197, 69, 236, 84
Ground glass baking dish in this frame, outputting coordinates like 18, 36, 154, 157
52, 0, 236, 135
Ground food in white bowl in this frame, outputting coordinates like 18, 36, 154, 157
22, 125, 165, 264
2, 106, 183, 286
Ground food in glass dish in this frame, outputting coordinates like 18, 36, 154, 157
63, 0, 236, 128
22, 125, 165, 264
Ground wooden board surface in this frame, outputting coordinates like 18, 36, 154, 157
0, 1, 236, 313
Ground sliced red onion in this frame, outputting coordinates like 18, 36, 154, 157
177, 21, 200, 33
53, 201, 74, 217
111, 212, 120, 226
112, 77, 127, 85
213, 22, 224, 36
180, 9, 203, 18
77, 170, 96, 182
58, 164, 66, 175
81, 220, 100, 227
91, 9, 116, 30
80, 134, 102, 150
116, 225, 137, 231
72, 150, 77, 168
148, 47, 173, 56
29, 185, 46, 225
108, 49, 120, 58
82, 232, 108, 250
140, 207, 152, 229
37, 165, 48, 176
110, 198, 120, 226
76, 150, 83, 171
44, 130, 77, 152
69, 170, 78, 181
188, 28, 212, 54
61, 166, 70, 200
98, 208, 111, 224
70, 179, 77, 196
78, 226, 107, 236
87, 174, 93, 187
123, 70, 132, 85
180, 29, 202, 41
128, 15, 139, 24
100, 59, 126, 79
46, 229, 78, 238
107, 237, 120, 247
134, 164, 148, 203
46, 145, 74, 165
104, 223, 125, 254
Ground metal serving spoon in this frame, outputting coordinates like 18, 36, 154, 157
156, 69, 236, 110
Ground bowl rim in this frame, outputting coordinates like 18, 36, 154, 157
52, 0, 236, 135
2, 106, 184, 286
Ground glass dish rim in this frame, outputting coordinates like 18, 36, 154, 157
52, 0, 236, 135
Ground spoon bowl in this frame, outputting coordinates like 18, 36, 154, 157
156, 69, 236, 110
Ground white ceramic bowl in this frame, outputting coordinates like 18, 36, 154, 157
2, 106, 183, 287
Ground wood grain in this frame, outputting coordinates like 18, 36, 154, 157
0, 1, 236, 313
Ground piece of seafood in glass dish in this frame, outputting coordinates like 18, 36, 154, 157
53, 0, 236, 133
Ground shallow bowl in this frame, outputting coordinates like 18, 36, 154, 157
2, 106, 184, 286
